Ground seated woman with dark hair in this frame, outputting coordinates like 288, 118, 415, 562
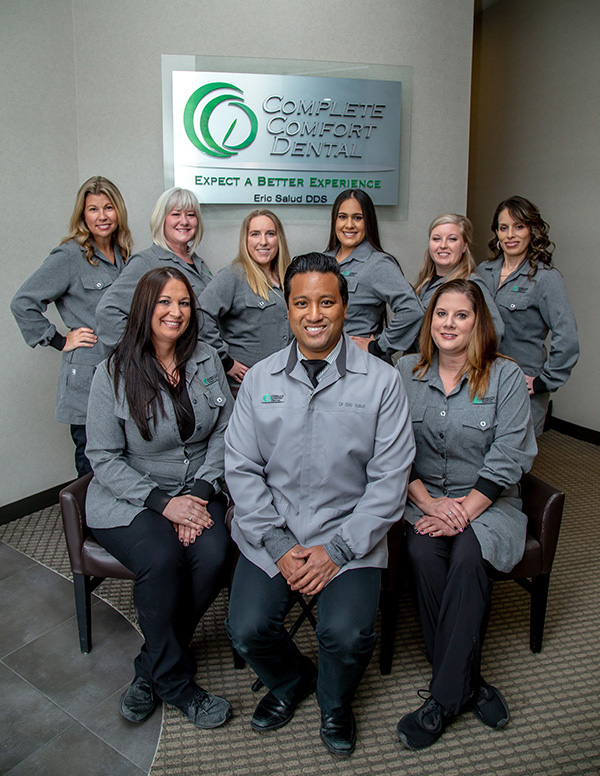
395, 279, 536, 750
86, 267, 233, 729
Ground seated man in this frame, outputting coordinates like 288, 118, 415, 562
225, 253, 415, 756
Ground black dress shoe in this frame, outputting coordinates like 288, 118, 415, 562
251, 661, 317, 732
320, 708, 356, 756
119, 677, 159, 723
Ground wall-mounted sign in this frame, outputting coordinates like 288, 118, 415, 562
166, 70, 402, 206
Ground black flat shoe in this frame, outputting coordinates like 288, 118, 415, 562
320, 708, 356, 756
119, 677, 159, 723
251, 661, 317, 732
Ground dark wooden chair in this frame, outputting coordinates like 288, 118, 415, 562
59, 473, 135, 653
60, 476, 243, 660
378, 471, 565, 674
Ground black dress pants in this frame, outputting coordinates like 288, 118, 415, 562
227, 554, 380, 716
92, 497, 228, 707
406, 527, 493, 715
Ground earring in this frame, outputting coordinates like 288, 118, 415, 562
496, 240, 501, 251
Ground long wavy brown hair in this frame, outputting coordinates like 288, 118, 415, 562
61, 176, 132, 265
488, 195, 555, 279
414, 278, 499, 401
108, 268, 199, 440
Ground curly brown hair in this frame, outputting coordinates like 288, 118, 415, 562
488, 195, 555, 279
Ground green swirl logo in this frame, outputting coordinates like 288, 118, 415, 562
184, 82, 258, 158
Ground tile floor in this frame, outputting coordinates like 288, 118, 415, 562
0, 541, 161, 775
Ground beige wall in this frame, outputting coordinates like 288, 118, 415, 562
1, 0, 475, 505
468, 0, 599, 431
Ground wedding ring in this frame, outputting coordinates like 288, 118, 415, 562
188, 515, 194, 522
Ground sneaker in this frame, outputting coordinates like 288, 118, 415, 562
471, 679, 510, 729
396, 694, 453, 750
181, 687, 232, 729
119, 677, 159, 723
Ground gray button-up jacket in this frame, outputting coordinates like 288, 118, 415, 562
479, 258, 579, 392
397, 354, 537, 572
198, 265, 292, 367
418, 272, 505, 343
95, 244, 213, 347
10, 239, 125, 424
324, 241, 424, 354
224, 335, 415, 578
85, 342, 232, 529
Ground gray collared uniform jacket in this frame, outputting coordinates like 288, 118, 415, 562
10, 239, 125, 425
397, 354, 537, 572
224, 334, 415, 579
418, 272, 505, 343
324, 241, 424, 355
85, 342, 232, 529
95, 244, 213, 347
479, 258, 579, 391
198, 264, 292, 367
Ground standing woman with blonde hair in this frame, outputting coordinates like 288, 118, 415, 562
96, 187, 212, 347
479, 196, 579, 435
11, 176, 132, 476
199, 209, 292, 384
413, 214, 504, 342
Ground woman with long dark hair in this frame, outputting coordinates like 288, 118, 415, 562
395, 279, 536, 750
324, 189, 423, 360
11, 176, 132, 476
199, 209, 292, 385
479, 196, 579, 435
86, 267, 233, 729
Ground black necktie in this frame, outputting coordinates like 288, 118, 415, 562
301, 359, 328, 387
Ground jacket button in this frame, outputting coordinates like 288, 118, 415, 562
184, 459, 189, 465
480, 420, 487, 427
216, 396, 223, 404
440, 410, 446, 417
96, 282, 103, 288
510, 303, 516, 309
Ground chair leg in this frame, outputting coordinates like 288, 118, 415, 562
530, 573, 550, 653
379, 588, 400, 675
73, 573, 93, 654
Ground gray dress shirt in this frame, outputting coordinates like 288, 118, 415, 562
224, 334, 415, 578
479, 258, 579, 392
324, 241, 424, 354
95, 244, 213, 347
10, 239, 125, 424
85, 342, 232, 529
397, 354, 537, 572
198, 265, 292, 368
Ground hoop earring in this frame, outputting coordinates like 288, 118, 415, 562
496, 240, 501, 251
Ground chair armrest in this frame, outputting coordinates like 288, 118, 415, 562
59, 473, 94, 575
520, 471, 565, 575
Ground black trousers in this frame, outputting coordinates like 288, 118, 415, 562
406, 527, 493, 715
92, 497, 229, 707
227, 554, 380, 716
70, 424, 92, 478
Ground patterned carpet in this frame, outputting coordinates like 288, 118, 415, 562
1, 429, 599, 775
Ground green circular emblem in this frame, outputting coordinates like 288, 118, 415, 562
263, 394, 272, 403
184, 82, 258, 158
